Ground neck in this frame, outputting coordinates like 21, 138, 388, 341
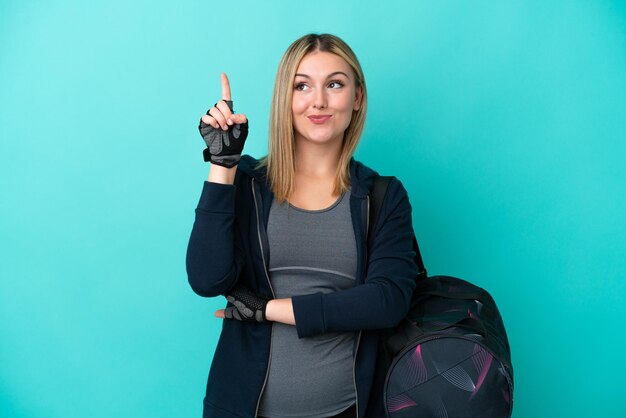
293, 135, 343, 179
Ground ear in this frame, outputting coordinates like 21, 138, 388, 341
353, 85, 363, 111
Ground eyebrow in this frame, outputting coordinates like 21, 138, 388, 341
295, 71, 350, 79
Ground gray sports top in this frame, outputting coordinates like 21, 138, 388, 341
257, 189, 357, 418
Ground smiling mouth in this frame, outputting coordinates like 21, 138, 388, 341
307, 115, 332, 124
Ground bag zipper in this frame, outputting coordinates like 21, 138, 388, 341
252, 177, 276, 417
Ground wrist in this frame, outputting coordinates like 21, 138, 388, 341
265, 299, 276, 322
208, 164, 237, 184
265, 298, 295, 325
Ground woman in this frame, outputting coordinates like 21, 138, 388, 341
186, 33, 419, 418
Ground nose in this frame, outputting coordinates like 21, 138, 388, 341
312, 87, 327, 109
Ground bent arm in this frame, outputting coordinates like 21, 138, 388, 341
291, 178, 419, 338
186, 167, 244, 297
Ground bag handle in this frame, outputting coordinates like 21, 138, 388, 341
412, 276, 494, 306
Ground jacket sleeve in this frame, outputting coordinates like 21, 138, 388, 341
291, 177, 419, 338
185, 180, 245, 297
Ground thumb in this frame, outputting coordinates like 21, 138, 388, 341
233, 113, 247, 124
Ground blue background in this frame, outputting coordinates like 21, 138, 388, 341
1, 1, 624, 417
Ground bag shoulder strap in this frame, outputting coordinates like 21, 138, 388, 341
367, 175, 393, 250
368, 176, 427, 278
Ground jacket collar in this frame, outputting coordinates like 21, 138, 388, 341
237, 154, 379, 198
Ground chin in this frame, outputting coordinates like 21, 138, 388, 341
300, 127, 345, 143
303, 133, 341, 144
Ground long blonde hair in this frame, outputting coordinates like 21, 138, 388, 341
256, 33, 368, 204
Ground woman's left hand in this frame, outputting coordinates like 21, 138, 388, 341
216, 284, 271, 322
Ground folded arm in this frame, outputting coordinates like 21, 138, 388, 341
216, 178, 419, 336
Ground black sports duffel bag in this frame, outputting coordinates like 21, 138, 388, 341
369, 177, 514, 418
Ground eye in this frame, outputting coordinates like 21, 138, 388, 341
328, 80, 345, 89
294, 82, 309, 91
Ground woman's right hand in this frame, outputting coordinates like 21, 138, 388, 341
198, 72, 249, 168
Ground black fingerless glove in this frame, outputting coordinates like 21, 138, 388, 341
224, 284, 270, 322
198, 100, 249, 168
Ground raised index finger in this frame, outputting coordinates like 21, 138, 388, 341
221, 72, 231, 101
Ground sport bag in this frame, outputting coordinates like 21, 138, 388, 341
368, 176, 514, 418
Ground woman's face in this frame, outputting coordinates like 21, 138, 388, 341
291, 51, 362, 149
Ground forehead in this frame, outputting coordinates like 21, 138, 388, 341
295, 51, 352, 77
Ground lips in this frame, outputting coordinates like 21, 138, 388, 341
307, 115, 332, 124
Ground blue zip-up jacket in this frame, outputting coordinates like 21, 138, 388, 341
186, 154, 419, 417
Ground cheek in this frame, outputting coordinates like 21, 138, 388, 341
334, 91, 356, 112
291, 96, 307, 115
335, 94, 356, 127
291, 99, 306, 133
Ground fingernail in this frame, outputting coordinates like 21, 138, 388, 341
222, 125, 228, 130
227, 118, 233, 125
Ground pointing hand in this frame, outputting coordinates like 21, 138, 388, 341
198, 72, 249, 168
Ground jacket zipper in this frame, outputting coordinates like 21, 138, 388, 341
252, 177, 276, 418
251, 179, 369, 417
351, 194, 369, 418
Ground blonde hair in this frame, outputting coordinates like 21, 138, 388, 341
256, 33, 368, 204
